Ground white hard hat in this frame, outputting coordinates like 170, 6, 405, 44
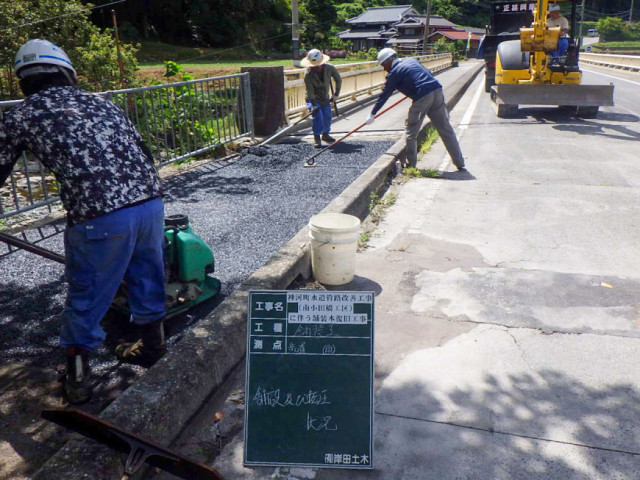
14, 39, 76, 79
377, 48, 397, 66
548, 3, 560, 12
301, 48, 330, 67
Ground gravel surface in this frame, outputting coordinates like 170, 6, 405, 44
0, 140, 392, 375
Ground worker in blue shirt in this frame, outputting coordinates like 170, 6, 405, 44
366, 48, 466, 171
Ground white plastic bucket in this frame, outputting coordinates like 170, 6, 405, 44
308, 213, 361, 285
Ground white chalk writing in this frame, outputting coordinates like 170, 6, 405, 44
252, 387, 331, 407
293, 324, 334, 336
306, 412, 338, 431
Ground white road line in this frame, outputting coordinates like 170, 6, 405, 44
581, 68, 640, 86
459, 79, 485, 129
438, 78, 484, 171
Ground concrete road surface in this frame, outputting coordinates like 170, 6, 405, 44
213, 62, 640, 479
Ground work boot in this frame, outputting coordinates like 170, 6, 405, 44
313, 135, 322, 149
115, 319, 167, 368
322, 133, 336, 143
64, 347, 93, 404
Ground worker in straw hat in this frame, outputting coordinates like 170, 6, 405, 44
302, 49, 342, 148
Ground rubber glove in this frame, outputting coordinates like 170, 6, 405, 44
306, 101, 314, 113
365, 113, 375, 125
331, 94, 339, 102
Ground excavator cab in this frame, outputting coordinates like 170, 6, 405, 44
489, 0, 614, 117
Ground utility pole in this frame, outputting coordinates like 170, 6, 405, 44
291, 0, 302, 67
111, 10, 127, 87
578, 0, 586, 40
631, 0, 635, 22
422, 0, 432, 54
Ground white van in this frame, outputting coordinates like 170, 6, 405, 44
587, 29, 598, 37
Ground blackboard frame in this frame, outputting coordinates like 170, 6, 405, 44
244, 290, 375, 469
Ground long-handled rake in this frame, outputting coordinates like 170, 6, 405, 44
303, 96, 408, 167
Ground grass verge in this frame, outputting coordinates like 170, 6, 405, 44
358, 191, 397, 250
403, 167, 440, 178
419, 126, 440, 155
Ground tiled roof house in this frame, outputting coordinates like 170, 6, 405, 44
338, 5, 481, 53
338, 5, 419, 51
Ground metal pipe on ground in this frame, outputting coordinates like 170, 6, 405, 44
0, 231, 66, 264
258, 108, 317, 146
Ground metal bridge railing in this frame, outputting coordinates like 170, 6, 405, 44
0, 73, 254, 221
283, 53, 453, 121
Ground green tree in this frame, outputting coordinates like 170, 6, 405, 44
596, 17, 627, 41
0, 0, 138, 99
301, 0, 338, 48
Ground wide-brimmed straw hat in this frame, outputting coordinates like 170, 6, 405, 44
301, 49, 330, 67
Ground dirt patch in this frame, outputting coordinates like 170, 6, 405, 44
135, 65, 242, 85
0, 364, 70, 480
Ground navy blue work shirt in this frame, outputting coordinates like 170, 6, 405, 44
371, 58, 442, 115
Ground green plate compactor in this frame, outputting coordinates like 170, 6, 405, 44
0, 214, 221, 319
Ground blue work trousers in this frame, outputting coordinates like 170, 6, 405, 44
60, 198, 166, 351
310, 102, 333, 136
551, 38, 569, 59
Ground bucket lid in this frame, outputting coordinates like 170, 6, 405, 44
309, 213, 361, 233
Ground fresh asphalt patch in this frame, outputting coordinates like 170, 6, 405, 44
0, 140, 393, 377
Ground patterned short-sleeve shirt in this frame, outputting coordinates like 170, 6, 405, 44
0, 86, 163, 225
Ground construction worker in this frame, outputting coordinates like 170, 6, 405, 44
366, 48, 466, 171
302, 49, 342, 148
0, 39, 167, 404
547, 3, 570, 61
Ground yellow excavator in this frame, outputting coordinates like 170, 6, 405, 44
490, 0, 614, 117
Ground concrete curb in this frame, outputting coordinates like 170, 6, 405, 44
32, 61, 484, 480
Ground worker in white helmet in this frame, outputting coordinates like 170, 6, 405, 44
366, 48, 466, 171
302, 49, 342, 148
547, 3, 570, 62
0, 40, 167, 404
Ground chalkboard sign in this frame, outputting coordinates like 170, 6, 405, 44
244, 290, 375, 469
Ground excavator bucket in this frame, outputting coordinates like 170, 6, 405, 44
491, 84, 615, 118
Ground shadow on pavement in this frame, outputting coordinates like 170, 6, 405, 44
313, 370, 640, 479
595, 112, 639, 123
553, 120, 640, 142
440, 170, 476, 181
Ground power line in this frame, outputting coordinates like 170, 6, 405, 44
178, 31, 292, 63
1, 0, 127, 34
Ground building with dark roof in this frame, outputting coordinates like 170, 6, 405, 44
338, 5, 419, 51
338, 5, 481, 54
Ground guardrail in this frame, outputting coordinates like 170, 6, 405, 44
283, 53, 453, 120
0, 73, 253, 222
580, 52, 640, 72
